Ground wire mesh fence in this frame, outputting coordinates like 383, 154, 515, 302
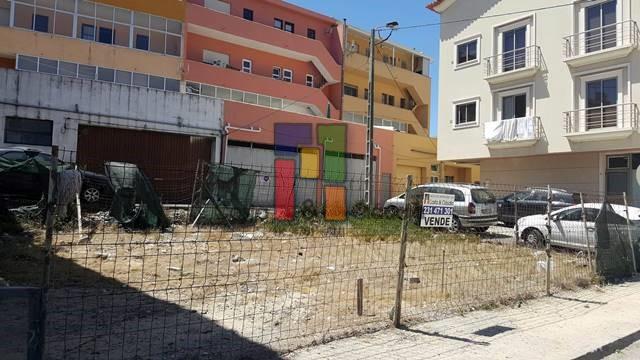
1, 150, 639, 359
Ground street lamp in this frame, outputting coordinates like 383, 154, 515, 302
365, 21, 398, 207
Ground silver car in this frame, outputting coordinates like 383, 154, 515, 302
383, 183, 499, 232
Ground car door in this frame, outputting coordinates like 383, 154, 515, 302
525, 190, 549, 218
551, 208, 585, 249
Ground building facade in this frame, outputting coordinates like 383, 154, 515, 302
0, 0, 224, 201
429, 0, 640, 198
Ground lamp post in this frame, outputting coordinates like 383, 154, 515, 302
365, 21, 398, 207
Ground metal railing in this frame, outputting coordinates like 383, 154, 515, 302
564, 103, 639, 133
563, 20, 640, 59
484, 116, 541, 144
484, 45, 541, 77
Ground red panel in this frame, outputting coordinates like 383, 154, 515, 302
275, 159, 295, 220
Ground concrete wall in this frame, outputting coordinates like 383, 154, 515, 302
0, 69, 223, 159
480, 152, 601, 194
436, 0, 640, 162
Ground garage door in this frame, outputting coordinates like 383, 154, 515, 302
77, 126, 213, 203
395, 165, 423, 193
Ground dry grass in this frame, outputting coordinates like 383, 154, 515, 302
0, 219, 594, 358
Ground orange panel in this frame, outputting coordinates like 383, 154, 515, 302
96, 0, 185, 21
325, 186, 346, 221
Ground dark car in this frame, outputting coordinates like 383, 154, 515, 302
497, 187, 576, 226
0, 148, 112, 205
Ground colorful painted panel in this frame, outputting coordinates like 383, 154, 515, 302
317, 124, 346, 182
325, 186, 346, 221
274, 123, 312, 156
300, 147, 320, 179
274, 159, 295, 220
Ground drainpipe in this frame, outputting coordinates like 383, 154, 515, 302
339, 19, 347, 121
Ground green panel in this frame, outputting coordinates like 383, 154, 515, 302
317, 124, 346, 182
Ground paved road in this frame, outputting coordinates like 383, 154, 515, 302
288, 278, 640, 360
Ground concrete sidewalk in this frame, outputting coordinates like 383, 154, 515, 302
287, 278, 640, 360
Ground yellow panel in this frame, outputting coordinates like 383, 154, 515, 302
300, 147, 320, 179
325, 187, 346, 221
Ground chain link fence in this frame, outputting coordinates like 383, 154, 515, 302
1, 148, 638, 359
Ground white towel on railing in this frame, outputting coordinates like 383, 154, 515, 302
484, 117, 536, 143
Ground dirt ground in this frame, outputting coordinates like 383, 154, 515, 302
0, 218, 593, 359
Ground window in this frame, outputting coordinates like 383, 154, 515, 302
305, 74, 314, 87
558, 208, 583, 222
243, 8, 253, 21
431, 164, 439, 172
59, 61, 78, 76
78, 64, 96, 79
241, 59, 252, 73
98, 26, 113, 44
501, 93, 527, 119
586, 77, 618, 129
430, 176, 439, 183
282, 69, 292, 82
364, 89, 369, 100
4, 117, 53, 146
307, 28, 316, 39
115, 70, 132, 85
608, 155, 629, 169
0, 0, 9, 27
132, 72, 149, 87
382, 93, 395, 106
272, 67, 281, 80
400, 98, 408, 109
33, 14, 49, 32
274, 18, 283, 30
586, 1, 617, 53
38, 58, 58, 74
502, 26, 527, 72
344, 84, 358, 97
165, 79, 180, 92
455, 101, 477, 127
444, 176, 455, 183
97, 67, 115, 82
284, 21, 294, 33
149, 75, 165, 90
456, 39, 478, 66
81, 24, 95, 40
134, 32, 149, 50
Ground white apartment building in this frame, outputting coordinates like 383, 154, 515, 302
429, 0, 640, 199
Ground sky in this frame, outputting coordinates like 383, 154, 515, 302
287, 0, 442, 137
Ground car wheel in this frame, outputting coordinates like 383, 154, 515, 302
523, 228, 545, 248
448, 216, 463, 233
83, 187, 101, 203
385, 206, 399, 217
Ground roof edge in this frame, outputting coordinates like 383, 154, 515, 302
426, 0, 456, 13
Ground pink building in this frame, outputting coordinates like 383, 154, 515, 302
184, 0, 395, 211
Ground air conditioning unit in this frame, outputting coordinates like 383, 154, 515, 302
349, 41, 358, 53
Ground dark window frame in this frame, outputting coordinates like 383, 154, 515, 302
455, 101, 477, 126
284, 21, 295, 33
4, 117, 53, 146
274, 18, 284, 30
33, 14, 49, 33
307, 28, 316, 39
344, 84, 358, 97
243, 8, 254, 21
80, 23, 95, 41
456, 39, 478, 65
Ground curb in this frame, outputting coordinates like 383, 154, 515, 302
574, 328, 640, 360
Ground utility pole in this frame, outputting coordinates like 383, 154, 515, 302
365, 27, 376, 207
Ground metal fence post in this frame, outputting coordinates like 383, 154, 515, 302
513, 185, 518, 243
623, 192, 637, 274
579, 193, 594, 273
545, 184, 552, 296
393, 175, 412, 328
36, 145, 59, 359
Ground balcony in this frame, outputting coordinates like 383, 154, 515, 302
484, 116, 542, 149
186, 3, 341, 84
344, 52, 430, 105
484, 46, 542, 85
184, 60, 338, 118
563, 20, 639, 67
564, 103, 638, 142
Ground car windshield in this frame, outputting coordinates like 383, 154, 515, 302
471, 188, 496, 203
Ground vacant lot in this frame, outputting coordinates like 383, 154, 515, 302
0, 216, 592, 359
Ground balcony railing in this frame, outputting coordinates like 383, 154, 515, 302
564, 103, 639, 134
484, 45, 541, 78
563, 20, 640, 59
484, 116, 541, 145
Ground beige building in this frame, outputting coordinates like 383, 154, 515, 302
429, 0, 640, 198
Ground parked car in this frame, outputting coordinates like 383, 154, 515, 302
497, 187, 576, 226
0, 147, 111, 205
383, 183, 499, 232
517, 203, 640, 250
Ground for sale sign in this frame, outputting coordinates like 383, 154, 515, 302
420, 192, 455, 228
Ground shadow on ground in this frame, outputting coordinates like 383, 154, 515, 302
0, 217, 281, 360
